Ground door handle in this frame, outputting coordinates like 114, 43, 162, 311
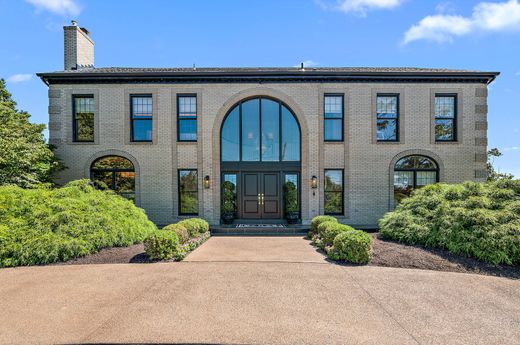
258, 193, 261, 205
261, 193, 264, 205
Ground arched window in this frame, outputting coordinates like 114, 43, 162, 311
90, 156, 135, 201
221, 97, 301, 162
394, 155, 438, 203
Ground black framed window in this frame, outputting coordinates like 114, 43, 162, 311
324, 95, 344, 141
178, 95, 197, 141
283, 173, 300, 215
394, 155, 438, 204
435, 95, 457, 141
130, 95, 153, 142
221, 173, 238, 215
376, 95, 399, 141
324, 170, 344, 215
73, 95, 94, 142
90, 156, 135, 201
178, 169, 198, 215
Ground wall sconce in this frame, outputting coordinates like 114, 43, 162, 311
311, 175, 318, 189
204, 175, 211, 189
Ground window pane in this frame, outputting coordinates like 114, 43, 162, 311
241, 99, 260, 161
416, 171, 437, 187
74, 97, 94, 142
179, 170, 198, 215
377, 96, 397, 118
435, 96, 455, 118
435, 119, 454, 141
284, 174, 299, 213
91, 156, 135, 202
261, 99, 280, 161
179, 119, 197, 141
377, 119, 397, 141
394, 171, 414, 204
92, 156, 134, 170
92, 171, 112, 190
132, 96, 152, 117
324, 96, 343, 119
178, 96, 197, 141
222, 107, 240, 161
325, 170, 343, 191
180, 192, 198, 214
115, 171, 135, 201
325, 192, 343, 214
222, 174, 237, 214
324, 118, 342, 141
179, 96, 197, 115
132, 120, 152, 141
395, 156, 437, 169
281, 106, 300, 161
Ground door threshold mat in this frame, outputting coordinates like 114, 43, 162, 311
236, 224, 286, 228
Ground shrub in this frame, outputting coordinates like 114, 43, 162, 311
144, 230, 179, 260
163, 223, 189, 244
380, 180, 520, 265
310, 215, 338, 236
178, 218, 209, 237
317, 221, 355, 248
0, 179, 157, 267
329, 230, 373, 264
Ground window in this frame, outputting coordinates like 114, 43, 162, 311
90, 156, 135, 201
73, 95, 94, 142
324, 95, 343, 141
394, 155, 438, 204
178, 95, 197, 141
222, 173, 237, 215
130, 95, 153, 142
324, 170, 344, 215
284, 173, 300, 215
435, 95, 457, 141
376, 95, 399, 141
179, 169, 198, 215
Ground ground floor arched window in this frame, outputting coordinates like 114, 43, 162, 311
394, 155, 438, 204
90, 156, 135, 201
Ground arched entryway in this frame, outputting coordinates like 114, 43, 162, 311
220, 96, 302, 221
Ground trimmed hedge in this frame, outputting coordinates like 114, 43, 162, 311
178, 218, 210, 237
328, 230, 373, 264
310, 215, 338, 236
163, 223, 189, 244
144, 230, 179, 260
379, 180, 520, 265
0, 180, 157, 267
317, 221, 355, 248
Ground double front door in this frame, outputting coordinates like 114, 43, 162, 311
242, 172, 281, 219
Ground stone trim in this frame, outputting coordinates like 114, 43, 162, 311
475, 104, 488, 114
475, 121, 488, 130
371, 88, 406, 144
475, 153, 487, 163
48, 89, 61, 98
64, 89, 100, 145
123, 89, 159, 145
475, 87, 488, 97
475, 169, 488, 179
430, 88, 463, 145
475, 138, 488, 146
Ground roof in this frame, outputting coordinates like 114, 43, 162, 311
37, 66, 500, 85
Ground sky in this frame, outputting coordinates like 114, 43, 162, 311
0, 0, 519, 177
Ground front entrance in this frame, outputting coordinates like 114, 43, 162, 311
242, 172, 281, 219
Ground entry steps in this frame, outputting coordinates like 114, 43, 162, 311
211, 224, 309, 236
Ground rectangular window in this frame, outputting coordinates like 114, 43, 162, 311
178, 169, 198, 215
178, 95, 197, 141
435, 95, 457, 141
324, 170, 344, 215
324, 95, 344, 141
376, 95, 399, 141
130, 95, 153, 142
73, 95, 94, 142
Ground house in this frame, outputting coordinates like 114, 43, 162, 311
37, 22, 498, 227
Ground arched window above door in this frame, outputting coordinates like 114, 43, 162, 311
394, 155, 438, 204
90, 156, 135, 201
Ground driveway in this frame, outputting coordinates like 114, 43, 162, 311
0, 236, 519, 345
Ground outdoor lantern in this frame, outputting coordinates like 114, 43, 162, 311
311, 175, 318, 189
204, 175, 211, 189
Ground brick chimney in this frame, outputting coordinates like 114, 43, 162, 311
64, 20, 94, 70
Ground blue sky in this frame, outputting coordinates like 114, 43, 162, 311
1, 0, 519, 176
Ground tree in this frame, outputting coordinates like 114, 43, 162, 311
0, 78, 63, 188
487, 147, 513, 181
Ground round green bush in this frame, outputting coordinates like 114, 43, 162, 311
310, 215, 338, 236
144, 230, 179, 260
163, 223, 189, 244
178, 218, 209, 237
330, 230, 373, 264
317, 221, 355, 247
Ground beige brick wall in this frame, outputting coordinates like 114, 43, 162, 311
48, 82, 488, 227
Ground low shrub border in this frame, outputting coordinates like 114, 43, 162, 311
309, 215, 338, 238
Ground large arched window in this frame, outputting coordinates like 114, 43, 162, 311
394, 155, 438, 203
221, 97, 301, 162
90, 156, 135, 201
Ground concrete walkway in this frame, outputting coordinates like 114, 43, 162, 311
0, 237, 519, 345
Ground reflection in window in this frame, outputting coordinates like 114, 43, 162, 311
284, 174, 299, 214
324, 95, 343, 141
178, 95, 197, 141
90, 156, 135, 201
221, 107, 240, 161
131, 96, 153, 142
435, 95, 456, 141
394, 155, 438, 204
73, 95, 94, 142
241, 99, 260, 161
261, 99, 280, 161
179, 170, 198, 215
324, 170, 344, 215
281, 107, 300, 161
377, 95, 399, 141
222, 173, 237, 214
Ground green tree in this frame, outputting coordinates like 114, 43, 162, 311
487, 148, 513, 181
0, 78, 63, 187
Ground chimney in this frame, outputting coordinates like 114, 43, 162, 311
64, 20, 94, 70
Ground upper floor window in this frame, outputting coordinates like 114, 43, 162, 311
73, 95, 94, 142
376, 95, 399, 142
435, 95, 457, 142
324, 95, 344, 141
324, 169, 344, 215
130, 95, 153, 142
178, 95, 197, 141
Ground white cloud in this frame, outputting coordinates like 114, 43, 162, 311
26, 0, 81, 16
503, 146, 520, 151
294, 60, 319, 68
319, 0, 405, 16
404, 0, 520, 44
7, 74, 32, 83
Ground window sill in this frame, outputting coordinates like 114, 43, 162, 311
435, 140, 460, 145
324, 141, 344, 144
69, 141, 98, 145
177, 141, 198, 145
375, 141, 401, 144
128, 141, 155, 145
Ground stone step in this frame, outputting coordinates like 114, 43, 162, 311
211, 224, 309, 236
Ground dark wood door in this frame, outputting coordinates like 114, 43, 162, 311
240, 172, 281, 219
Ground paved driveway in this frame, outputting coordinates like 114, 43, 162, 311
0, 236, 519, 345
